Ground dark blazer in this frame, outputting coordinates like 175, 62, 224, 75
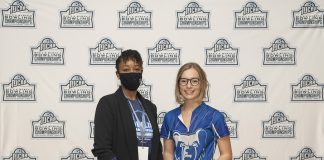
92, 87, 162, 160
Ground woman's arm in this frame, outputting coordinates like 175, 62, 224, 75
163, 139, 175, 160
217, 136, 232, 160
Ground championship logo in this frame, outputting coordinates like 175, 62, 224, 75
262, 111, 295, 138
2, 74, 36, 101
148, 39, 181, 65
263, 38, 296, 65
61, 148, 94, 160
234, 148, 266, 160
32, 111, 65, 138
221, 112, 238, 138
89, 38, 122, 65
291, 75, 324, 101
3, 148, 36, 160
291, 147, 323, 160
177, 2, 210, 29
60, 1, 93, 28
60, 75, 94, 102
138, 80, 152, 101
1, 1, 35, 27
89, 121, 94, 138
234, 75, 267, 102
235, 2, 268, 28
119, 2, 151, 28
31, 38, 64, 65
293, 1, 324, 28
205, 38, 239, 65
157, 111, 166, 131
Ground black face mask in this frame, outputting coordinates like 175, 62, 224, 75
119, 72, 142, 91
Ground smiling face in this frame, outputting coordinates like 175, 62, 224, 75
179, 68, 202, 103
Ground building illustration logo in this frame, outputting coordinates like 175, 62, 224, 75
90, 121, 94, 138
31, 38, 65, 65
3, 148, 36, 160
222, 112, 238, 138
61, 148, 93, 160
32, 111, 65, 138
234, 148, 266, 160
293, 1, 324, 28
138, 80, 152, 101
60, 75, 94, 102
262, 111, 295, 138
205, 38, 239, 65
2, 74, 36, 101
235, 2, 268, 28
177, 2, 210, 29
60, 1, 93, 28
291, 75, 324, 101
119, 2, 151, 28
234, 75, 267, 102
148, 39, 181, 65
2, 0, 35, 27
291, 147, 323, 160
263, 38, 296, 65
90, 38, 122, 65
157, 111, 166, 131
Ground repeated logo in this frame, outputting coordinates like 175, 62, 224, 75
2, 74, 36, 101
60, 1, 93, 28
234, 75, 267, 102
291, 75, 324, 101
221, 112, 238, 138
293, 1, 324, 28
61, 148, 94, 160
32, 111, 65, 138
119, 2, 151, 28
177, 2, 210, 29
31, 38, 64, 65
3, 148, 36, 160
235, 2, 268, 28
262, 111, 295, 138
234, 148, 266, 160
205, 38, 239, 65
148, 39, 181, 65
1, 0, 35, 27
157, 111, 166, 131
290, 147, 323, 160
263, 38, 296, 65
89, 121, 94, 138
60, 75, 94, 102
138, 80, 152, 101
89, 38, 122, 65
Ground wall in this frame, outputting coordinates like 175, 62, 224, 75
1, 0, 324, 159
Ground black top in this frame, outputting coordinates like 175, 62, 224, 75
92, 87, 162, 160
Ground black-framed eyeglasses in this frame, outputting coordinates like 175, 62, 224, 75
179, 78, 200, 86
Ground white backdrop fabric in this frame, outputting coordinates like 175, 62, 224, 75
1, 0, 324, 160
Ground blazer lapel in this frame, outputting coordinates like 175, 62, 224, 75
115, 87, 138, 159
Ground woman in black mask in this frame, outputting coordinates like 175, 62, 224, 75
92, 50, 162, 160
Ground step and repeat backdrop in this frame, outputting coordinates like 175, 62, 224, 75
1, 0, 324, 159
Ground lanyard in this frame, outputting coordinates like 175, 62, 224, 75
127, 99, 146, 147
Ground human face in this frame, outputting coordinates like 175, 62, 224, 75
179, 68, 201, 102
117, 59, 142, 75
